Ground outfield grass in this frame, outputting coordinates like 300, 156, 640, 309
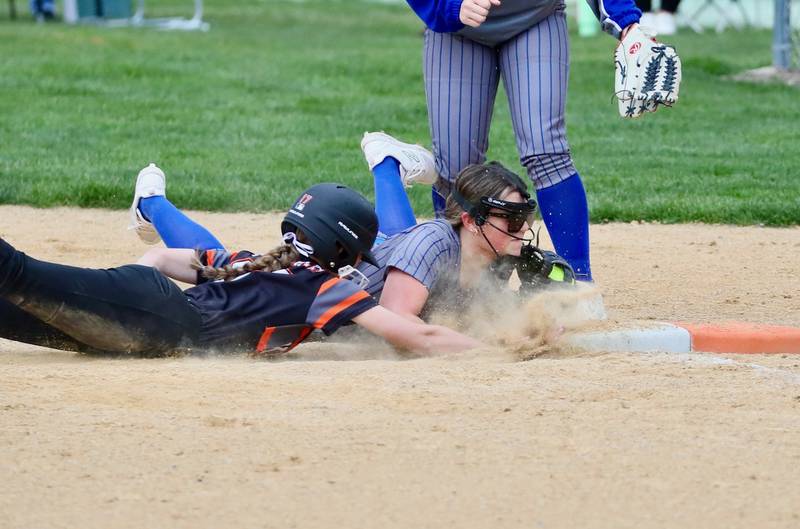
1, 0, 798, 224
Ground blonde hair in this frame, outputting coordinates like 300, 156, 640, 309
192, 243, 301, 281
444, 162, 523, 230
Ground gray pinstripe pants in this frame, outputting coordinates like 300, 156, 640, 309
423, 8, 577, 196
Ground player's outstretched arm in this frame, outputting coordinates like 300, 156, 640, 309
137, 248, 199, 284
353, 305, 484, 355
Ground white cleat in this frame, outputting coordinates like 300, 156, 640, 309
360, 131, 437, 187
128, 162, 166, 245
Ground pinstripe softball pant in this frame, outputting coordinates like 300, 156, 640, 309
423, 7, 577, 197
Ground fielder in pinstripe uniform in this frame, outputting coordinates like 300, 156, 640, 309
405, 0, 644, 282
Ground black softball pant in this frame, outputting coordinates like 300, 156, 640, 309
635, 0, 681, 13
0, 238, 201, 356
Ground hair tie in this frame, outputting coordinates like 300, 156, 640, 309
283, 232, 314, 258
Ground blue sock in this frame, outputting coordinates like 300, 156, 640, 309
138, 196, 225, 250
373, 158, 416, 242
536, 173, 592, 281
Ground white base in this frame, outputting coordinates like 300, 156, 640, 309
565, 322, 691, 354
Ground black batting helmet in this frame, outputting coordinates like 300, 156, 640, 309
281, 183, 379, 272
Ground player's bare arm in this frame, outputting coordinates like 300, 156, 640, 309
379, 268, 429, 323
459, 0, 501, 27
353, 305, 484, 355
137, 248, 199, 284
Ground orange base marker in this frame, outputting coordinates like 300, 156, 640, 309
676, 322, 800, 354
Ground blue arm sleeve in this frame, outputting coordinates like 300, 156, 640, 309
585, 0, 641, 39
405, 0, 465, 33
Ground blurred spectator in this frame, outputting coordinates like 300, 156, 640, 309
30, 0, 55, 21
636, 0, 680, 35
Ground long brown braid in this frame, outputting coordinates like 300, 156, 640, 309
191, 243, 301, 281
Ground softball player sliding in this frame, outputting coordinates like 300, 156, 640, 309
0, 184, 482, 357
128, 130, 575, 326
404, 0, 644, 282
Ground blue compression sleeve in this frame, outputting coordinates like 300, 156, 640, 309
405, 0, 464, 32
590, 0, 641, 38
536, 173, 592, 281
138, 196, 225, 250
373, 158, 417, 241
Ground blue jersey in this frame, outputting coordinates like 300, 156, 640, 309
406, 0, 641, 39
185, 251, 377, 356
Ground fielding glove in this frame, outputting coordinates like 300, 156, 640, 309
614, 25, 682, 118
516, 245, 576, 296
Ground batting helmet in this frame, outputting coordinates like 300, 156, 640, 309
281, 183, 379, 272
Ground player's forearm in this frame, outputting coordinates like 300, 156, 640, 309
354, 305, 482, 355
379, 300, 426, 324
585, 0, 641, 39
136, 248, 198, 284
402, 324, 484, 355
396, 311, 426, 324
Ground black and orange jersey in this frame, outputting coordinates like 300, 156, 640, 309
184, 250, 376, 356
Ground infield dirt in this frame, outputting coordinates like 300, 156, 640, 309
2, 206, 799, 529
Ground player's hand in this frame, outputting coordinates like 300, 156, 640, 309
459, 0, 501, 28
620, 23, 635, 39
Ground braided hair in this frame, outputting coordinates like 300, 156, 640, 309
192, 243, 301, 281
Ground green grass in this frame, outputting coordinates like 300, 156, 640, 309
1, 0, 798, 225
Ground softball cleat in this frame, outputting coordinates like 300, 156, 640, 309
128, 162, 166, 245
360, 131, 437, 187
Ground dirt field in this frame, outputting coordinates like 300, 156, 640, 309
2, 205, 800, 529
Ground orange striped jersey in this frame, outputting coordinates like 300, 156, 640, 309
184, 250, 376, 356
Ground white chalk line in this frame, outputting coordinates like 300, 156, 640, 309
642, 352, 800, 386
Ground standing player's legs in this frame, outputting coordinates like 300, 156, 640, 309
423, 30, 500, 216
0, 238, 201, 355
498, 9, 593, 281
